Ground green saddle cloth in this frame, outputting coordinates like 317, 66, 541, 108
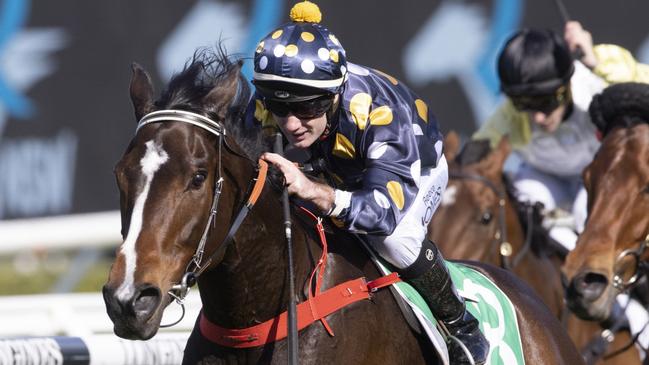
388, 261, 525, 365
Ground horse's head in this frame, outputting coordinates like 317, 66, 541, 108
563, 124, 649, 321
102, 51, 255, 340
430, 132, 515, 262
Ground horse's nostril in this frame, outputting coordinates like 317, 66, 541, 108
574, 272, 608, 301
133, 285, 161, 317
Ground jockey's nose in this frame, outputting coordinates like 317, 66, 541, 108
531, 111, 548, 124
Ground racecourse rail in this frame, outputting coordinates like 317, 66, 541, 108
0, 211, 199, 365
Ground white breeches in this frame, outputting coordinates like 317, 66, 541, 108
367, 155, 449, 269
513, 163, 587, 250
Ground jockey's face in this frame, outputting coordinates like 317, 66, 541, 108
272, 94, 338, 149
527, 103, 567, 133
274, 112, 328, 149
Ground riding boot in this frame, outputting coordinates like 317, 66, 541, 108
399, 239, 490, 365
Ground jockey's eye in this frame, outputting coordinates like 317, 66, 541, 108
480, 212, 493, 225
191, 171, 207, 188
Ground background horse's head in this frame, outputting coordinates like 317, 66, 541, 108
430, 132, 518, 263
564, 123, 649, 321
102, 49, 256, 340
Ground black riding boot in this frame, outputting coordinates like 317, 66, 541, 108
399, 239, 489, 365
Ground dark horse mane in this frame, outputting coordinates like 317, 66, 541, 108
155, 46, 266, 160
455, 139, 559, 257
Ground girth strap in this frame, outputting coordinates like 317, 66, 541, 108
199, 275, 400, 348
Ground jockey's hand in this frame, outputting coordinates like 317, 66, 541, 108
262, 152, 335, 214
564, 21, 597, 69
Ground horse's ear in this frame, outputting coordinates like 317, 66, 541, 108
443, 130, 461, 162
490, 135, 512, 170
129, 63, 155, 121
203, 61, 243, 119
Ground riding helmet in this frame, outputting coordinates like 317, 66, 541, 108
253, 1, 348, 102
498, 28, 575, 97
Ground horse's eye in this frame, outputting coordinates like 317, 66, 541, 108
480, 212, 493, 225
191, 171, 207, 188
643, 184, 649, 194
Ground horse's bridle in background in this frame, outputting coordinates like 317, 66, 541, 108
449, 170, 534, 270
136, 109, 268, 326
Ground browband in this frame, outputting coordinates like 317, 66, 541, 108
137, 110, 226, 136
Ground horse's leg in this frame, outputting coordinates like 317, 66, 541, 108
464, 261, 585, 365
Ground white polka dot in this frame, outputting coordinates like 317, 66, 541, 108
318, 48, 330, 60
301, 59, 315, 74
373, 190, 390, 209
441, 185, 458, 206
259, 56, 268, 70
367, 142, 389, 159
347, 63, 369, 76
273, 44, 286, 57
340, 65, 347, 76
410, 159, 421, 188
434, 140, 443, 160
412, 124, 423, 136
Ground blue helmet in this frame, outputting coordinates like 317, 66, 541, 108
253, 1, 347, 101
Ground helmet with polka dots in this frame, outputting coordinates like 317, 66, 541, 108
253, 1, 347, 102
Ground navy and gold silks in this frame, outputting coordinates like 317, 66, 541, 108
245, 62, 444, 236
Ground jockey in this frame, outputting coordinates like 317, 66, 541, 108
473, 22, 649, 251
246, 1, 489, 364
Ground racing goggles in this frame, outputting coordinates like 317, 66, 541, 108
264, 94, 335, 119
510, 85, 569, 114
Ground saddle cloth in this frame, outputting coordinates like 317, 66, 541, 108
374, 260, 525, 365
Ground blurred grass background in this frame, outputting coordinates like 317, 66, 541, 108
0, 249, 114, 295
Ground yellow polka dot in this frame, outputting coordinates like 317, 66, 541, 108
285, 44, 298, 57
332, 133, 356, 159
415, 99, 428, 123
255, 41, 264, 53
369, 106, 393, 126
301, 32, 315, 42
271, 30, 283, 39
350, 93, 372, 130
375, 69, 399, 85
254, 99, 276, 128
330, 49, 339, 63
386, 181, 405, 210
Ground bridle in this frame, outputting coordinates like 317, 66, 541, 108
611, 233, 649, 292
136, 109, 268, 325
449, 170, 534, 270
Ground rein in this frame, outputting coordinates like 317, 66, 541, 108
136, 109, 268, 322
449, 170, 534, 270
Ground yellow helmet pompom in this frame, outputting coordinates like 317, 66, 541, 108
290, 1, 322, 23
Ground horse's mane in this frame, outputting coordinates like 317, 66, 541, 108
455, 139, 560, 257
156, 46, 266, 159
589, 82, 649, 137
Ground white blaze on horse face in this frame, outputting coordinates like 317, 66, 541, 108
441, 185, 457, 206
116, 140, 169, 301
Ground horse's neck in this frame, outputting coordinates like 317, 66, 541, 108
197, 182, 320, 328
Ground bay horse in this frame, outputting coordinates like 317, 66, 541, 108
563, 123, 649, 325
102, 49, 583, 364
431, 132, 640, 364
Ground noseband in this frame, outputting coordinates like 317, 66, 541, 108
449, 171, 534, 270
136, 109, 268, 325
612, 233, 649, 291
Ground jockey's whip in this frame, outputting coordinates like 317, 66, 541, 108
551, 0, 585, 60
275, 133, 299, 365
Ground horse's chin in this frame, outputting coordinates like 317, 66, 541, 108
565, 292, 614, 322
112, 307, 165, 340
